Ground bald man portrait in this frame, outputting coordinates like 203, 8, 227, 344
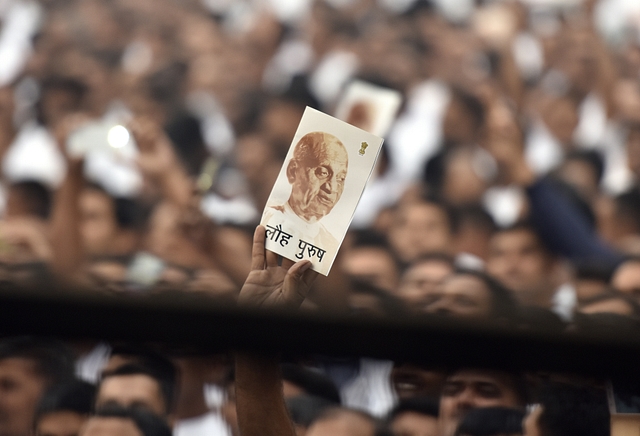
262, 131, 349, 255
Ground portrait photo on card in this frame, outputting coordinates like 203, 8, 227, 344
260, 107, 384, 276
334, 80, 403, 137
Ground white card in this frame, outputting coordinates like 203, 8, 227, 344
334, 80, 402, 137
260, 107, 384, 276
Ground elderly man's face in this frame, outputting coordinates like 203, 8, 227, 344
289, 139, 348, 222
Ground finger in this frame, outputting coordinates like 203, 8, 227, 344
281, 257, 295, 270
250, 226, 266, 271
266, 249, 278, 268
283, 260, 313, 307
301, 268, 319, 289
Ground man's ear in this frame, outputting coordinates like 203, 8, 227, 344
286, 160, 298, 184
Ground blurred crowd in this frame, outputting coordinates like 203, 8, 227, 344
0, 0, 639, 434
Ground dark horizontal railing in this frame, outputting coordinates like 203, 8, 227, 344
1, 284, 639, 379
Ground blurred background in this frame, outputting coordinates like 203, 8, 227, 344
0, 0, 639, 323
0, 1, 640, 435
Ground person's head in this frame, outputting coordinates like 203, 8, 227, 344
523, 382, 609, 436
0, 337, 75, 436
96, 363, 176, 423
286, 395, 336, 434
387, 396, 439, 436
454, 406, 524, 436
626, 122, 640, 179
80, 185, 142, 256
280, 364, 341, 404
5, 181, 52, 220
34, 380, 95, 436
79, 405, 171, 436
442, 87, 485, 146
306, 407, 378, 436
348, 279, 408, 317
555, 150, 604, 202
611, 258, 640, 301
397, 254, 455, 311
611, 190, 640, 246
423, 269, 518, 320
572, 262, 613, 303
439, 369, 527, 436
453, 205, 497, 261
36, 77, 87, 128
342, 230, 401, 293
286, 131, 349, 222
577, 291, 640, 317
390, 363, 447, 400
486, 224, 558, 307
387, 198, 456, 264
539, 94, 579, 147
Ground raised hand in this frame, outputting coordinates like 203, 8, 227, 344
238, 226, 317, 310
128, 116, 178, 179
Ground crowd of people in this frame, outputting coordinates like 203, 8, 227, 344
0, 0, 639, 434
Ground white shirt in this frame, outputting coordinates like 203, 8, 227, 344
173, 412, 231, 436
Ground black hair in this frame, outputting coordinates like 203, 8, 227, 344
448, 86, 486, 135
9, 180, 52, 219
36, 76, 87, 125
107, 344, 177, 386
164, 112, 208, 177
418, 192, 460, 235
279, 74, 321, 111
101, 359, 177, 414
444, 369, 529, 407
453, 203, 497, 235
408, 252, 456, 269
387, 396, 439, 422
533, 381, 610, 436
454, 406, 524, 436
451, 268, 519, 320
145, 61, 188, 108
563, 149, 605, 185
574, 260, 614, 283
0, 337, 75, 387
492, 221, 552, 255
572, 311, 640, 337
92, 404, 172, 436
347, 229, 402, 277
349, 279, 409, 318
513, 305, 566, 333
614, 189, 640, 233
34, 379, 96, 423
286, 394, 336, 427
350, 229, 393, 250
85, 183, 148, 230
579, 291, 640, 317
280, 364, 341, 404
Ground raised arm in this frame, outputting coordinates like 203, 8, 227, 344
48, 116, 89, 282
482, 104, 623, 270
235, 225, 317, 436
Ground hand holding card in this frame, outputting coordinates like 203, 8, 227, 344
260, 107, 384, 276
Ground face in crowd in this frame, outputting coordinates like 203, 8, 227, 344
486, 227, 557, 307
438, 370, 525, 436
286, 132, 349, 223
396, 256, 454, 310
423, 273, 494, 318
0, 357, 48, 436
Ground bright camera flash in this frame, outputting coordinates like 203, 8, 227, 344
107, 125, 130, 149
